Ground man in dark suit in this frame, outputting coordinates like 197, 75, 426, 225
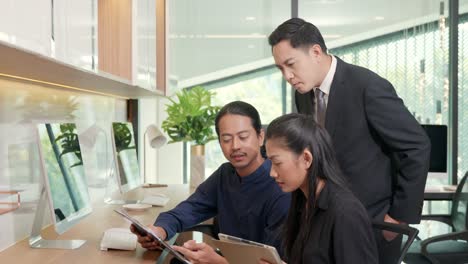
269, 18, 431, 264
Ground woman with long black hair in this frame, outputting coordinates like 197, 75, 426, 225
263, 113, 378, 264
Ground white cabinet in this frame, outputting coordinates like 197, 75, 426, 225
0, 0, 52, 56
0, 0, 162, 96
134, 0, 157, 90
53, 0, 96, 71
0, 0, 97, 71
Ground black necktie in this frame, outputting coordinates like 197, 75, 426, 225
314, 88, 326, 127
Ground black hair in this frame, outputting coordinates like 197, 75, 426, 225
214, 101, 262, 137
265, 113, 347, 263
268, 17, 327, 53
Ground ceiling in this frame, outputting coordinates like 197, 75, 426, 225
168, 0, 466, 85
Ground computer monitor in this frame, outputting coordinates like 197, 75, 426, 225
31, 123, 92, 249
421, 124, 447, 173
110, 122, 142, 194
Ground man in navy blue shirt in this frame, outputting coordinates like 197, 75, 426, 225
132, 101, 290, 262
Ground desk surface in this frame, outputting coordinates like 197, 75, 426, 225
424, 185, 457, 201
0, 184, 191, 264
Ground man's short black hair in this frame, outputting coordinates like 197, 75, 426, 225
268, 17, 327, 53
215, 101, 262, 138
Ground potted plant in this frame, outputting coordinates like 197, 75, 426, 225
162, 86, 220, 187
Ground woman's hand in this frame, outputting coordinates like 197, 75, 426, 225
173, 240, 228, 264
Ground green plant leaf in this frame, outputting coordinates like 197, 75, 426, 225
162, 86, 220, 145
112, 123, 135, 153
54, 124, 83, 169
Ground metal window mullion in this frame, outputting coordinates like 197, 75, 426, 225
291, 0, 298, 18
448, 0, 459, 185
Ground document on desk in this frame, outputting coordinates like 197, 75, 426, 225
211, 233, 282, 264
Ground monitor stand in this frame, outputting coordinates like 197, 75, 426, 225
103, 166, 139, 205
29, 187, 86, 249
103, 197, 139, 205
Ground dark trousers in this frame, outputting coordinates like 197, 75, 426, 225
372, 206, 403, 264
376, 233, 403, 264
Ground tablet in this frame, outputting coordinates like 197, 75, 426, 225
213, 233, 282, 264
219, 233, 273, 248
114, 209, 190, 264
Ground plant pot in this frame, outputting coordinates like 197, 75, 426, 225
190, 145, 205, 188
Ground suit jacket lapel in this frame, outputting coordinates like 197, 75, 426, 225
325, 58, 346, 138
295, 89, 315, 115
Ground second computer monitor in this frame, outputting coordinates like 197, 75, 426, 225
421, 124, 447, 173
111, 122, 142, 193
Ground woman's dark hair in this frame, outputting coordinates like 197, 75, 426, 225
214, 101, 262, 137
268, 17, 327, 53
265, 113, 347, 263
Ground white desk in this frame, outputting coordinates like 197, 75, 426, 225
0, 185, 191, 264
424, 185, 457, 201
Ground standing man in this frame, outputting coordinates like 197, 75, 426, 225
269, 18, 430, 264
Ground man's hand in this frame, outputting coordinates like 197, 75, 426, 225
130, 225, 167, 250
382, 214, 404, 241
173, 240, 228, 264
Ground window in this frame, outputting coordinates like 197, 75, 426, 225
204, 70, 290, 176
330, 19, 452, 185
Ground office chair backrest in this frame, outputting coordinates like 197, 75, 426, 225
451, 172, 468, 231
372, 220, 419, 264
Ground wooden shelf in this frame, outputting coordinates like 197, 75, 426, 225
0, 40, 162, 99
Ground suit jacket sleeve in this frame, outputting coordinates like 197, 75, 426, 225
364, 77, 431, 223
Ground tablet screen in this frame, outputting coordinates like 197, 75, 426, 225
114, 209, 190, 264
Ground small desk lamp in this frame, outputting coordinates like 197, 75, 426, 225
143, 124, 167, 187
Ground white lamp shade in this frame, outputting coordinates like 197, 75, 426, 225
145, 125, 167, 148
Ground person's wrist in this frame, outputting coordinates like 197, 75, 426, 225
384, 214, 404, 225
152, 226, 168, 240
